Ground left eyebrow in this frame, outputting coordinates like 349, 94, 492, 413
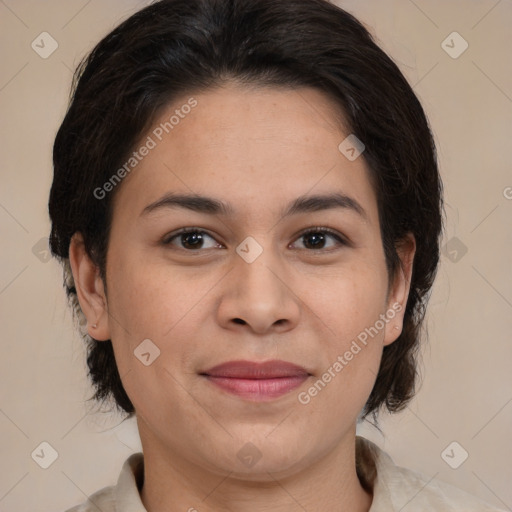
283, 192, 368, 221
141, 191, 368, 222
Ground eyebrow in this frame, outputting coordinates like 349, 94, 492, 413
141, 191, 368, 221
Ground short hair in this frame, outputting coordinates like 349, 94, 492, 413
49, 0, 444, 421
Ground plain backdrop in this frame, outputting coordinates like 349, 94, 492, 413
0, 0, 511, 510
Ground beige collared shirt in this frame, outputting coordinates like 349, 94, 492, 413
65, 436, 505, 511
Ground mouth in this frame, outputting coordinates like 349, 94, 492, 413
199, 360, 311, 401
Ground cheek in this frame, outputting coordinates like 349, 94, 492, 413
106, 248, 191, 335
104, 250, 218, 376
103, 257, 197, 411
309, 260, 389, 342
303, 260, 388, 399
299, 273, 386, 419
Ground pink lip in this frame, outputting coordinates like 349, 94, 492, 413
200, 360, 310, 401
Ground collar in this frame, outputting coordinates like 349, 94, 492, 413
113, 436, 395, 511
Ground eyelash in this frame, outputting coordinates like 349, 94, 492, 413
162, 226, 348, 252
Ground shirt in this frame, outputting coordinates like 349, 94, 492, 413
65, 436, 506, 511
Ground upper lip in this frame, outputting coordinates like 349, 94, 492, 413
201, 360, 310, 379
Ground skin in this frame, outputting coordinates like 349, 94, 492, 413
70, 83, 415, 512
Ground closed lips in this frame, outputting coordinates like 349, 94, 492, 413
200, 360, 310, 379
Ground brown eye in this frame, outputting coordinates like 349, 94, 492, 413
163, 229, 221, 251
292, 228, 347, 251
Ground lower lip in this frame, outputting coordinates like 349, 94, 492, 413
203, 375, 309, 401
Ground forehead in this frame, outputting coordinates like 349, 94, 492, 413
111, 84, 378, 226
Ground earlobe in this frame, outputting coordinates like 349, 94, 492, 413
383, 233, 416, 346
68, 233, 111, 341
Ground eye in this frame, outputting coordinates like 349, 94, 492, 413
163, 228, 222, 251
291, 227, 347, 251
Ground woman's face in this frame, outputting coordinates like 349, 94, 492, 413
77, 84, 414, 479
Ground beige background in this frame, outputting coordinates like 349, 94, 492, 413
0, 0, 511, 510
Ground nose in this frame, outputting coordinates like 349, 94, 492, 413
216, 246, 301, 335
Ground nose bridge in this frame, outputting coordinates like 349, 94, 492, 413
234, 238, 287, 304
217, 236, 300, 333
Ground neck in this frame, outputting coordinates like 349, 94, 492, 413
138, 422, 373, 512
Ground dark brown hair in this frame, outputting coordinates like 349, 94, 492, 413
49, 0, 444, 421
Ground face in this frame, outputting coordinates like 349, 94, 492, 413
72, 83, 414, 480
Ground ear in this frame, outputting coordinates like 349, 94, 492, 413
383, 233, 416, 347
68, 233, 111, 341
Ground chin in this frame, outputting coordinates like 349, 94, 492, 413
216, 433, 313, 480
